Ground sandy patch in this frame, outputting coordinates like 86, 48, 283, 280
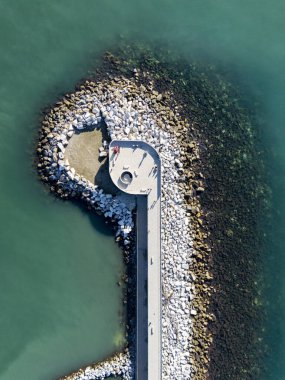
64, 126, 118, 195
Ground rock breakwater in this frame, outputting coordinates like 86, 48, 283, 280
37, 44, 267, 380
37, 71, 212, 379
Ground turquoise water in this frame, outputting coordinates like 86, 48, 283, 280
0, 2, 126, 378
0, 0, 284, 379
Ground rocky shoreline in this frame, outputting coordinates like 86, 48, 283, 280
37, 45, 267, 379
37, 72, 212, 379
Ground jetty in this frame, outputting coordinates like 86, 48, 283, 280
109, 140, 162, 380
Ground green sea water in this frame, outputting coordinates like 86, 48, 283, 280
0, 0, 284, 379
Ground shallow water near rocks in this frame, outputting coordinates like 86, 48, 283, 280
0, 0, 284, 379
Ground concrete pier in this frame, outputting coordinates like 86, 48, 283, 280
109, 140, 161, 380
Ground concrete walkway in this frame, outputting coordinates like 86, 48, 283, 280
109, 140, 161, 380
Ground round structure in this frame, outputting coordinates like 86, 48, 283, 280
120, 170, 133, 185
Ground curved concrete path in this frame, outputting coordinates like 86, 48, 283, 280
109, 140, 161, 380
